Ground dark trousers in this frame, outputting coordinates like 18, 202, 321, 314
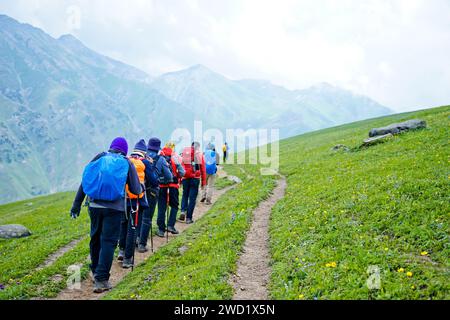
157, 187, 179, 231
223, 151, 227, 163
119, 205, 141, 260
181, 178, 200, 220
88, 207, 122, 281
138, 190, 158, 246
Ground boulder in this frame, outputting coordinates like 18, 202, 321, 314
369, 119, 426, 137
363, 133, 393, 146
0, 224, 32, 239
331, 144, 350, 152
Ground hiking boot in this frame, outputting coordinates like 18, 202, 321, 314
186, 218, 194, 224
156, 229, 165, 238
137, 244, 148, 253
178, 212, 186, 222
200, 197, 206, 203
122, 258, 134, 269
93, 280, 112, 293
117, 249, 125, 261
167, 226, 179, 234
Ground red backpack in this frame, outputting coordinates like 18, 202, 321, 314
181, 146, 201, 177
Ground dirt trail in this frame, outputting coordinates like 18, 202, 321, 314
55, 167, 237, 300
231, 176, 286, 300
36, 237, 86, 271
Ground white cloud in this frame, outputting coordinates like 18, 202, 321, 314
0, 0, 449, 110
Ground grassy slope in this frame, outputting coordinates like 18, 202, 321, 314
0, 192, 92, 299
269, 105, 449, 299
104, 165, 276, 300
0, 106, 447, 300
0, 174, 238, 299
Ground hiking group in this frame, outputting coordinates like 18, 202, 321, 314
69, 137, 221, 293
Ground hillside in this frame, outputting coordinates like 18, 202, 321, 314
0, 14, 393, 204
0, 105, 447, 300
0, 14, 195, 204
271, 105, 449, 299
152, 66, 392, 137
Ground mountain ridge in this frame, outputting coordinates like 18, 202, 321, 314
0, 14, 392, 204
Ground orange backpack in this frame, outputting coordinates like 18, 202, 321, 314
126, 156, 145, 199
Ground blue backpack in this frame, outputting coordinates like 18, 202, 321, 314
205, 150, 217, 175
145, 155, 161, 189
82, 153, 129, 201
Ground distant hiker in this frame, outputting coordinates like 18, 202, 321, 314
70, 137, 142, 293
201, 143, 220, 205
135, 137, 173, 251
156, 144, 185, 237
222, 142, 229, 163
118, 139, 158, 269
179, 142, 207, 224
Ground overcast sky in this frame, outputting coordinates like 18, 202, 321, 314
1, 0, 449, 111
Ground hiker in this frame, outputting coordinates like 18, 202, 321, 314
70, 137, 142, 293
222, 142, 229, 163
156, 142, 185, 237
201, 143, 220, 205
135, 137, 173, 250
179, 142, 207, 224
117, 139, 158, 268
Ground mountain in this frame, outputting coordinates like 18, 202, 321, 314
152, 66, 392, 137
0, 14, 392, 204
0, 14, 194, 203
151, 64, 272, 129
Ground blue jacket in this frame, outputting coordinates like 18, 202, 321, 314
72, 150, 142, 212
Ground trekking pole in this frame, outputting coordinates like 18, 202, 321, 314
148, 190, 154, 253
150, 215, 154, 252
130, 200, 139, 272
166, 188, 170, 244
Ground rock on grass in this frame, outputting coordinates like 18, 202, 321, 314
0, 224, 32, 239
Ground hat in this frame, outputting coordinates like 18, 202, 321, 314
132, 139, 147, 156
147, 137, 162, 152
134, 139, 147, 152
110, 137, 128, 155
165, 141, 176, 150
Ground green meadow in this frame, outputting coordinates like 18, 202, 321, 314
0, 105, 448, 300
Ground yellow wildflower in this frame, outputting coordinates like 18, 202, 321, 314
298, 294, 305, 299
406, 272, 413, 277
397, 268, 405, 273
420, 251, 428, 256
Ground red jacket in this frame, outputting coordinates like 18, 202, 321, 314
159, 147, 184, 189
182, 146, 207, 186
